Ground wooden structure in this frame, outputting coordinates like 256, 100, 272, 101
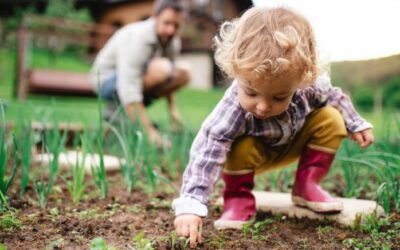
91, 0, 253, 51
15, 15, 115, 99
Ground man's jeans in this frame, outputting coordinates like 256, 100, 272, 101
99, 72, 118, 102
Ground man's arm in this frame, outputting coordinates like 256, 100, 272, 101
112, 24, 168, 146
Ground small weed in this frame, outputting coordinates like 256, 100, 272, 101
0, 212, 22, 231
131, 231, 154, 250
352, 212, 390, 232
45, 238, 65, 250
361, 213, 389, 233
149, 197, 172, 209
316, 225, 333, 240
299, 238, 309, 249
342, 238, 364, 249
69, 230, 86, 243
89, 237, 117, 250
242, 219, 274, 240
74, 208, 104, 220
106, 202, 121, 212
169, 231, 177, 249
127, 204, 143, 214
344, 214, 400, 250
169, 231, 190, 250
49, 207, 59, 222
50, 207, 59, 217
206, 232, 226, 249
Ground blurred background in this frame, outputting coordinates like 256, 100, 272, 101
0, 0, 399, 131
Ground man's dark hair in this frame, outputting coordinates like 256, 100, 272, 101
153, 0, 185, 16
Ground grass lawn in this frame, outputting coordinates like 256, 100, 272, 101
0, 48, 224, 130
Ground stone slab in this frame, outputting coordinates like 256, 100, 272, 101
32, 151, 122, 174
216, 191, 385, 226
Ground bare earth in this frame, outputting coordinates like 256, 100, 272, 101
1, 173, 399, 249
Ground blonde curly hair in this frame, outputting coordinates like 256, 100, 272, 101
214, 6, 318, 87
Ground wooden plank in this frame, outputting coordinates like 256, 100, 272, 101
215, 191, 384, 227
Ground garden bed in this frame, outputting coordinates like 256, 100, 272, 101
1, 172, 399, 249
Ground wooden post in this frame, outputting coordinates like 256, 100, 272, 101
15, 26, 29, 99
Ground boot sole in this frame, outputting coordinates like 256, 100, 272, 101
214, 219, 251, 230
292, 196, 343, 213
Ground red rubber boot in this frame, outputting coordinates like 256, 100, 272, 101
292, 147, 343, 213
214, 172, 256, 229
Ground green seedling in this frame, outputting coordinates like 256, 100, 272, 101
335, 112, 400, 214
33, 121, 68, 208
338, 142, 400, 213
346, 213, 400, 249
299, 238, 309, 249
316, 225, 332, 240
0, 212, 22, 231
132, 231, 154, 250
62, 136, 88, 204
15, 105, 34, 196
359, 213, 389, 233
0, 131, 19, 211
49, 207, 59, 222
90, 237, 117, 250
90, 135, 108, 199
45, 238, 65, 250
106, 120, 141, 193
74, 208, 102, 219
169, 231, 190, 250
89, 77, 108, 199
1, 103, 18, 211
242, 219, 273, 240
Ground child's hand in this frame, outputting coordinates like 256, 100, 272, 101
351, 128, 374, 148
174, 214, 202, 248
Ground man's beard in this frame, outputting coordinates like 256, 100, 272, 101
158, 35, 173, 45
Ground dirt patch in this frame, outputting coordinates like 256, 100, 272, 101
1, 173, 399, 249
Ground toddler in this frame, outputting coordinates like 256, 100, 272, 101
172, 6, 374, 248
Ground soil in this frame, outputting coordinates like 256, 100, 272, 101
1, 172, 399, 250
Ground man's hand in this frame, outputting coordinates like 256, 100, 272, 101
125, 103, 171, 148
148, 128, 171, 149
167, 94, 185, 131
170, 108, 184, 131
351, 128, 374, 148
174, 214, 202, 248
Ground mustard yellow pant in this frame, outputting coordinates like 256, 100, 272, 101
224, 107, 348, 175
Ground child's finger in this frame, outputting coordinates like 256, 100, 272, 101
197, 231, 202, 244
352, 133, 364, 146
197, 221, 203, 243
189, 223, 199, 248
363, 131, 374, 146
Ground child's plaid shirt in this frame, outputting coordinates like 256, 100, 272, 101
172, 75, 372, 217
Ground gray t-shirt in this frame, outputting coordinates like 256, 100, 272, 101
90, 18, 181, 105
